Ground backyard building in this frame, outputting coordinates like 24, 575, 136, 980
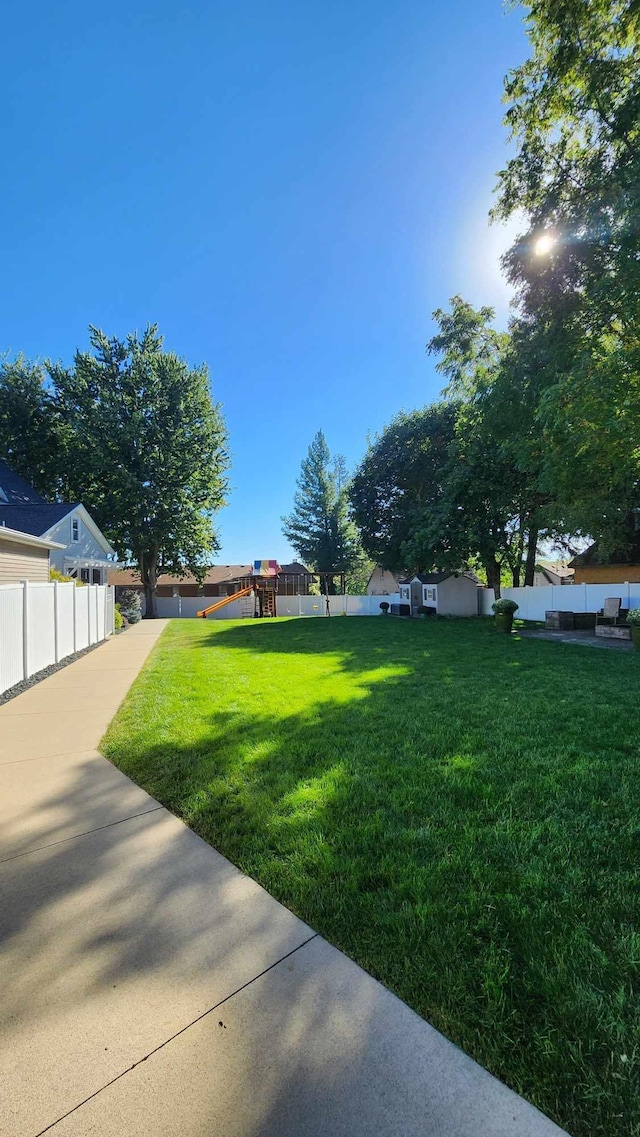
570, 523, 640, 584
366, 565, 404, 595
398, 572, 479, 617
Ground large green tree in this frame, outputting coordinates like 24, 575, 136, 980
282, 430, 366, 593
495, 0, 640, 544
350, 403, 457, 573
0, 355, 67, 498
51, 326, 229, 616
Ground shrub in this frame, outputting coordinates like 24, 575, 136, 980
626, 607, 640, 626
379, 601, 390, 614
417, 605, 437, 618
49, 567, 85, 587
114, 605, 124, 631
492, 598, 519, 615
118, 589, 142, 624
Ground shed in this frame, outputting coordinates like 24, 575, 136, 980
0, 525, 65, 584
398, 572, 479, 617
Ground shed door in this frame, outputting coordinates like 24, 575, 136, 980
410, 580, 422, 615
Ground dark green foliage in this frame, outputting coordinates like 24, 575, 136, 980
350, 403, 458, 571
0, 355, 67, 498
283, 431, 370, 592
52, 326, 229, 616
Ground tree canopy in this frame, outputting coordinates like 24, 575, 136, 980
282, 430, 369, 593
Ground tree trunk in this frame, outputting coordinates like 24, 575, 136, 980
523, 524, 539, 587
141, 547, 159, 618
511, 564, 521, 588
485, 558, 501, 599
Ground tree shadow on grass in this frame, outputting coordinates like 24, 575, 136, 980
100, 617, 640, 1137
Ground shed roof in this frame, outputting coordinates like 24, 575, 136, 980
400, 572, 459, 585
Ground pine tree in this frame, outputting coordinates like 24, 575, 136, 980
282, 431, 367, 593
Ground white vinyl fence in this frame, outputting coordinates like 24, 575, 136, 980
146, 592, 401, 620
478, 582, 640, 621
0, 582, 114, 697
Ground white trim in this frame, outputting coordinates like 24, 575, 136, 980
41, 504, 117, 557
0, 525, 66, 551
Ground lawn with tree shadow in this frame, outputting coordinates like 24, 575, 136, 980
101, 616, 640, 1137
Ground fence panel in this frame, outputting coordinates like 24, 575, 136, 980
88, 588, 98, 644
27, 584, 56, 674
56, 583, 76, 660
96, 586, 106, 640
74, 587, 90, 651
479, 582, 640, 620
0, 585, 25, 692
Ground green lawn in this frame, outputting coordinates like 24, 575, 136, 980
102, 616, 640, 1137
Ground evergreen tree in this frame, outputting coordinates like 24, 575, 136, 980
282, 430, 366, 593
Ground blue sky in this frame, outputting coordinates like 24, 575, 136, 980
1, 1, 527, 564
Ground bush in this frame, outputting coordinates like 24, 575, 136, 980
492, 598, 519, 615
626, 607, 640, 626
379, 601, 390, 613
114, 605, 124, 631
118, 589, 142, 624
49, 567, 85, 587
417, 605, 437, 618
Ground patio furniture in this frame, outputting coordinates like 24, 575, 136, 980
595, 598, 631, 639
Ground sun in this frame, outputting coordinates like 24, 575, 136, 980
534, 232, 556, 257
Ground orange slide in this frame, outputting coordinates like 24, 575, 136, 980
197, 585, 254, 618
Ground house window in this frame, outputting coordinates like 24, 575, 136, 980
72, 518, 80, 542
92, 569, 101, 585
80, 567, 90, 583
426, 588, 435, 601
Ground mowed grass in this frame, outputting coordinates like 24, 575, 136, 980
102, 617, 640, 1137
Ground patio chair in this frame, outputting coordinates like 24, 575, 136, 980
596, 598, 623, 627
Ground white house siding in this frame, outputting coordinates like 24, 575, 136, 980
436, 576, 479, 617
0, 539, 50, 583
46, 510, 114, 583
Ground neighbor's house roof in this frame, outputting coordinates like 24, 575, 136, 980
569, 533, 640, 568
0, 524, 66, 551
400, 572, 467, 585
109, 564, 252, 587
0, 502, 80, 536
110, 561, 316, 587
0, 460, 47, 505
535, 561, 575, 582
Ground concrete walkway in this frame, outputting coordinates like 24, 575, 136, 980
0, 622, 567, 1137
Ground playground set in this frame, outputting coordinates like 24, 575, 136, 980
197, 561, 346, 619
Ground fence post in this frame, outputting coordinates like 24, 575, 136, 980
72, 584, 78, 652
21, 580, 29, 680
53, 581, 59, 662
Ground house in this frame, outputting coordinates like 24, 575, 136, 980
0, 525, 66, 584
0, 460, 118, 584
569, 522, 640, 584
366, 566, 404, 596
109, 561, 318, 601
533, 561, 575, 587
398, 572, 479, 617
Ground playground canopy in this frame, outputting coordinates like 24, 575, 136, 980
252, 560, 281, 577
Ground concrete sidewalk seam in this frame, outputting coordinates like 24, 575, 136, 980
0, 748, 101, 768
36, 933, 319, 1137
0, 805, 164, 865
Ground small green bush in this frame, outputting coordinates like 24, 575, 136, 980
492, 598, 519, 614
114, 605, 124, 630
626, 607, 640, 626
118, 589, 142, 624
